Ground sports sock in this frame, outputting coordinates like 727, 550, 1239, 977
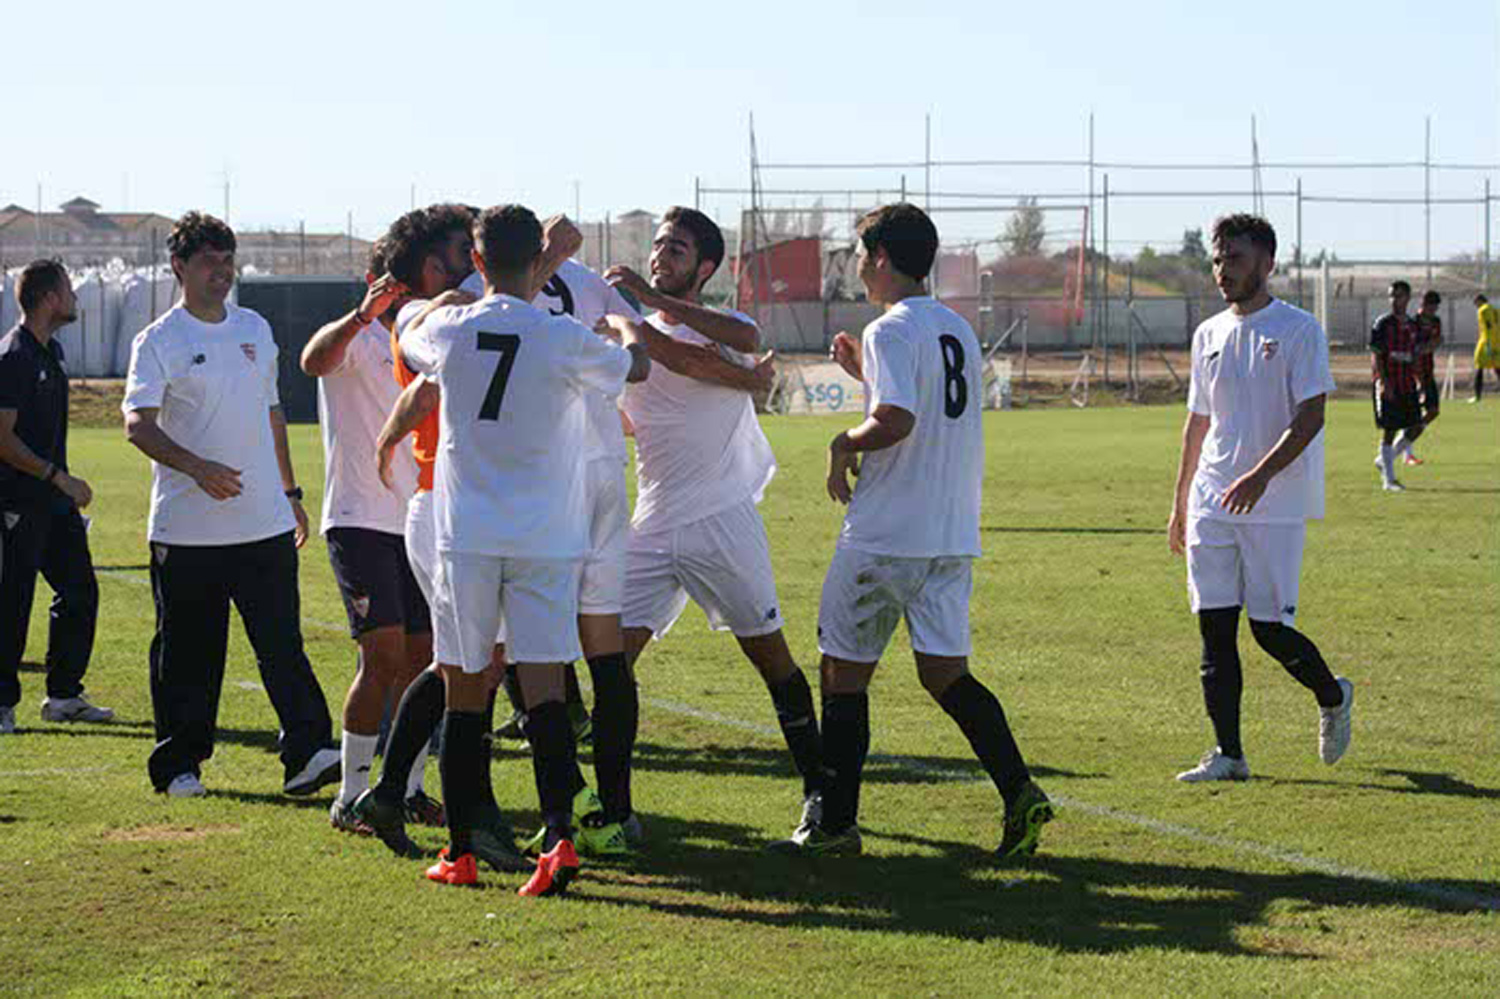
374, 669, 444, 805
526, 700, 579, 850
1248, 620, 1344, 708
936, 675, 1031, 809
767, 670, 823, 798
500, 663, 526, 718
1198, 607, 1244, 760
586, 653, 638, 823
564, 663, 585, 709
438, 710, 487, 859
820, 691, 869, 834
1392, 433, 1409, 458
472, 690, 503, 826
338, 731, 379, 806
1379, 443, 1396, 484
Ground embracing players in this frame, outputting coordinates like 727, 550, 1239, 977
600, 208, 824, 844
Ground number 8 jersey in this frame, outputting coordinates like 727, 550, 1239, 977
399, 294, 635, 560
840, 296, 984, 559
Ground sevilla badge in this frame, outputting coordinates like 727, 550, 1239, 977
1261, 339, 1279, 360
240, 343, 257, 363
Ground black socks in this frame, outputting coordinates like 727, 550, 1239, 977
936, 674, 1031, 809
375, 668, 444, 804
587, 653, 638, 823
439, 710, 487, 858
768, 670, 824, 799
526, 700, 579, 849
819, 692, 869, 834
1249, 620, 1344, 708
1199, 608, 1245, 759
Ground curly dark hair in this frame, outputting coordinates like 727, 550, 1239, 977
17, 258, 68, 312
1210, 214, 1277, 260
367, 236, 390, 279
856, 202, 939, 281
167, 211, 236, 260
383, 204, 473, 288
473, 205, 542, 277
661, 206, 725, 275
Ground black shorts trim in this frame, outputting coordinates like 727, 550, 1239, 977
1372, 387, 1422, 430
325, 527, 431, 638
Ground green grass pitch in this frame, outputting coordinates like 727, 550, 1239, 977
2, 400, 1497, 997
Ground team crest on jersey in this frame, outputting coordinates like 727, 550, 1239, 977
1261, 339, 1279, 360
3, 512, 19, 531
153, 544, 168, 565
240, 343, 257, 363
351, 595, 371, 619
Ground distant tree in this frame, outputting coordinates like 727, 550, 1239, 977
1181, 228, 1207, 262
1002, 198, 1046, 257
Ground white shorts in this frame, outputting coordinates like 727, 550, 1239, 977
622, 500, 783, 640
1187, 517, 1305, 625
434, 552, 582, 672
492, 459, 627, 652
404, 488, 438, 609
817, 547, 973, 662
579, 458, 629, 616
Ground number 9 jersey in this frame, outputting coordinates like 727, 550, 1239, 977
839, 296, 984, 559
399, 293, 635, 560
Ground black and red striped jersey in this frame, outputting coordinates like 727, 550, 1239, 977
1370, 312, 1420, 394
1413, 311, 1442, 381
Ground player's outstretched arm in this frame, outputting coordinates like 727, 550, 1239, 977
124, 407, 243, 501
375, 377, 439, 491
1218, 395, 1325, 517
1168, 412, 1209, 555
530, 216, 584, 300
301, 274, 405, 377
603, 265, 759, 353
601, 316, 772, 393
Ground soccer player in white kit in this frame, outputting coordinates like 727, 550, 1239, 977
400, 204, 650, 893
601, 208, 825, 843
786, 203, 1053, 859
1168, 214, 1354, 783
300, 240, 439, 834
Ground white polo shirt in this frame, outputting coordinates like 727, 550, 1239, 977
123, 303, 296, 546
315, 320, 418, 535
460, 259, 640, 462
621, 310, 776, 535
400, 294, 634, 559
1187, 298, 1337, 525
839, 297, 984, 558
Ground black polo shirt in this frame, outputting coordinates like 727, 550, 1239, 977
0, 324, 70, 508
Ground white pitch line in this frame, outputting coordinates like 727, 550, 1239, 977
645, 696, 1500, 913
98, 571, 1500, 912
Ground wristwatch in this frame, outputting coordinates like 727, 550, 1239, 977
285, 487, 304, 502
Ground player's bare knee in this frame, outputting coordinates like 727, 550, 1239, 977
915, 656, 969, 701
820, 655, 875, 695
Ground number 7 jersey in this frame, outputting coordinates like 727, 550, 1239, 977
399, 293, 635, 559
840, 296, 984, 558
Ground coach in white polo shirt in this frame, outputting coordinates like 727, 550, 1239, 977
123, 211, 339, 799
1168, 213, 1353, 784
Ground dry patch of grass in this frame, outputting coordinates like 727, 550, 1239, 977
102, 823, 241, 843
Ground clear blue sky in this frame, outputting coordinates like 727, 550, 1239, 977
5, 0, 1497, 261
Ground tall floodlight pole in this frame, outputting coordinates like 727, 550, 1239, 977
924, 113, 932, 210
1088, 112, 1097, 351
1296, 177, 1304, 308
1485, 177, 1492, 293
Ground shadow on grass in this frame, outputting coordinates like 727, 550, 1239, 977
575, 814, 1497, 957
496, 741, 1104, 786
1270, 769, 1500, 802
981, 526, 1160, 536
17, 719, 292, 756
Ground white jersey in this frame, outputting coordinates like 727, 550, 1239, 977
122, 303, 296, 546
400, 294, 634, 559
621, 310, 776, 534
461, 260, 640, 461
1187, 298, 1337, 524
839, 297, 983, 558
316, 321, 418, 535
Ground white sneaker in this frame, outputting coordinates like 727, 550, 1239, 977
1382, 479, 1406, 492
166, 773, 207, 798
284, 747, 341, 796
40, 695, 115, 723
1319, 677, 1355, 764
0, 705, 15, 734
1176, 748, 1251, 783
